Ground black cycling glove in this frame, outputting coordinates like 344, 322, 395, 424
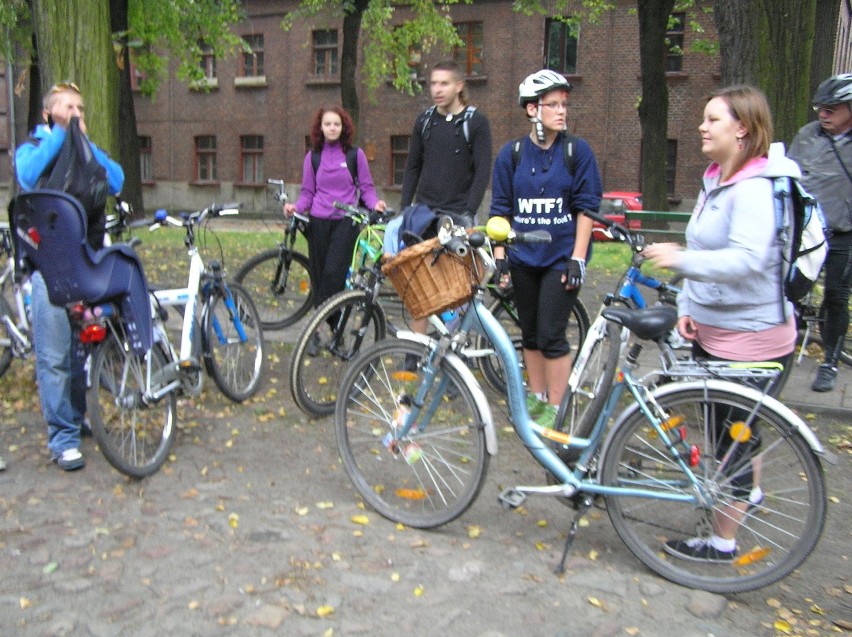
563, 257, 585, 289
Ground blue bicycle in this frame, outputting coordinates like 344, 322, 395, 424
333, 216, 828, 593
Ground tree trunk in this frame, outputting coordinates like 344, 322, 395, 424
340, 0, 369, 135
757, 0, 815, 145
714, 0, 760, 85
637, 0, 675, 212
811, 0, 840, 101
30, 0, 118, 157
111, 0, 144, 214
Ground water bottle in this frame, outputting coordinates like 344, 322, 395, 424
22, 280, 33, 322
440, 308, 462, 332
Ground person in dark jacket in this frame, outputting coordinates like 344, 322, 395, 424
788, 73, 852, 393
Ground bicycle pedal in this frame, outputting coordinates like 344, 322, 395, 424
178, 358, 202, 374
498, 488, 527, 509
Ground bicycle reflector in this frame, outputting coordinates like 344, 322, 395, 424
79, 323, 107, 344
27, 227, 41, 245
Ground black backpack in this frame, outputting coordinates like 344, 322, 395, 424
311, 146, 362, 205
36, 116, 109, 249
510, 131, 578, 176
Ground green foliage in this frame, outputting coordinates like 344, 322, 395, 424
281, 0, 471, 96
512, 0, 615, 23
125, 0, 246, 96
0, 0, 32, 59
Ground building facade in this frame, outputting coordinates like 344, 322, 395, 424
128, 0, 724, 215
2, 0, 850, 215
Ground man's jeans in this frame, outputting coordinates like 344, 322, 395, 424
30, 271, 86, 457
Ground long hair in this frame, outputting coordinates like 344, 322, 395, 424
309, 106, 355, 152
710, 85, 773, 175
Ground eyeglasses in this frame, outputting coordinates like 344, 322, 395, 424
49, 81, 81, 95
812, 105, 837, 115
540, 101, 569, 111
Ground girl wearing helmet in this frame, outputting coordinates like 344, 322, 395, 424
489, 70, 603, 426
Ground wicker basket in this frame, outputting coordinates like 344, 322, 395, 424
381, 237, 480, 320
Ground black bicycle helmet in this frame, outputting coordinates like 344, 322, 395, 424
812, 73, 852, 106
518, 70, 572, 106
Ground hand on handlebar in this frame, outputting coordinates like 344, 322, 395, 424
283, 203, 297, 217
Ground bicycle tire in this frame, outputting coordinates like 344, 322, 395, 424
600, 385, 826, 593
0, 294, 14, 377
289, 289, 387, 418
475, 292, 590, 395
87, 328, 177, 478
335, 338, 490, 528
202, 281, 265, 402
554, 316, 621, 447
233, 247, 312, 330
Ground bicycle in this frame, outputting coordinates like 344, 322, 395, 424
1, 199, 134, 379
85, 202, 266, 477
792, 271, 851, 367
333, 216, 829, 593
0, 221, 34, 378
233, 179, 313, 330
288, 202, 396, 418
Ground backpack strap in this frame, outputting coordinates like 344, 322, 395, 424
312, 147, 359, 186
772, 176, 793, 322
511, 131, 578, 176
420, 105, 476, 148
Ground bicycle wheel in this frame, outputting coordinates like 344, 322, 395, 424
233, 248, 312, 330
476, 292, 590, 395
335, 338, 489, 528
0, 294, 14, 377
289, 289, 387, 418
555, 316, 621, 444
202, 281, 265, 402
87, 327, 177, 478
600, 384, 826, 593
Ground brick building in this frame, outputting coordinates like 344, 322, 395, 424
128, 0, 725, 215
2, 0, 851, 215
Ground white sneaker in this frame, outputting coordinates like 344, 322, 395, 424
53, 448, 85, 471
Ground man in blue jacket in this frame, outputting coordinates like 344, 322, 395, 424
15, 81, 124, 470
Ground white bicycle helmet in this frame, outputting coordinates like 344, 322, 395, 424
518, 70, 572, 142
812, 73, 852, 105
518, 69, 572, 106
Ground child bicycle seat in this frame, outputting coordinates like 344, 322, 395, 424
10, 189, 153, 355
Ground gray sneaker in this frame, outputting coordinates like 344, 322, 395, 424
53, 448, 85, 471
811, 364, 837, 393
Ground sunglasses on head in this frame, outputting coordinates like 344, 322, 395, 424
49, 81, 81, 95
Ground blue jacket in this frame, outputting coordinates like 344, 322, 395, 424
15, 124, 124, 195
490, 132, 602, 269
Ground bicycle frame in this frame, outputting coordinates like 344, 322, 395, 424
0, 224, 33, 357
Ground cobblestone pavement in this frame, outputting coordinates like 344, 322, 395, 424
1, 268, 849, 636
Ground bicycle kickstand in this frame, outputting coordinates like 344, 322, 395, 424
555, 495, 593, 576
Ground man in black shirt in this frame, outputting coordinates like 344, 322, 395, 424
400, 61, 492, 227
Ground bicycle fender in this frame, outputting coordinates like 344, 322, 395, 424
599, 379, 833, 467
394, 330, 497, 455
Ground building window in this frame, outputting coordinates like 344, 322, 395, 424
453, 22, 483, 75
199, 41, 216, 79
666, 139, 678, 195
544, 18, 578, 75
194, 135, 217, 182
391, 135, 410, 186
241, 34, 264, 77
313, 29, 339, 77
240, 135, 264, 183
139, 136, 153, 182
665, 13, 685, 73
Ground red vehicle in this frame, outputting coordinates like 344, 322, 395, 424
593, 191, 643, 240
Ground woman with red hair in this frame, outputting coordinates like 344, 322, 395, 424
285, 107, 386, 328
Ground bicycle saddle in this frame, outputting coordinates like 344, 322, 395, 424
601, 305, 678, 341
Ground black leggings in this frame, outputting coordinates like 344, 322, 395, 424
306, 216, 360, 310
820, 231, 852, 366
691, 342, 792, 497
509, 263, 580, 359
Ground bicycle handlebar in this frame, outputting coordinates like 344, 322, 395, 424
332, 201, 397, 225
